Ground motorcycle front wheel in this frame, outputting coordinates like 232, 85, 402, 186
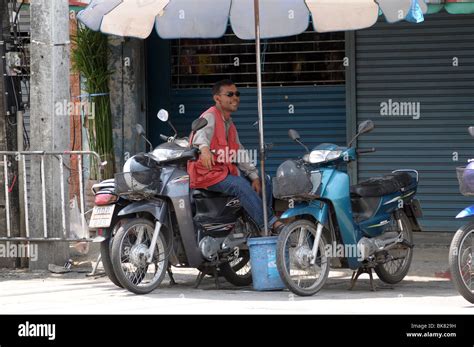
276, 219, 330, 296
111, 218, 168, 295
449, 222, 474, 303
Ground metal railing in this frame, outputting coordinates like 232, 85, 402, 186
0, 150, 102, 242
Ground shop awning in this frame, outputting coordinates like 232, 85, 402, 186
77, 0, 432, 40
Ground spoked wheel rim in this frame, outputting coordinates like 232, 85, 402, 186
278, 221, 329, 295
219, 248, 253, 286
380, 216, 412, 275
458, 230, 474, 293
374, 212, 413, 284
229, 249, 251, 277
218, 216, 257, 287
115, 221, 167, 291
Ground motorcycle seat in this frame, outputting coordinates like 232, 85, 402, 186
350, 172, 414, 197
192, 189, 232, 199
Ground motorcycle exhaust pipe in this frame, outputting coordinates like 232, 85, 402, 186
357, 232, 403, 261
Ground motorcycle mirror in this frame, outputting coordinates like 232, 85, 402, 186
348, 120, 375, 147
192, 118, 208, 132
135, 124, 145, 136
469, 126, 474, 138
135, 124, 153, 151
288, 129, 301, 141
289, 129, 309, 153
157, 109, 169, 122
358, 120, 375, 135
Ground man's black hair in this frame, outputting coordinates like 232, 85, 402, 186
212, 79, 235, 96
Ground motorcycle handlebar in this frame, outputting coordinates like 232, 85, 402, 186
160, 134, 169, 141
357, 148, 376, 154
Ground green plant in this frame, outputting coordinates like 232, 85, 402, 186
71, 25, 115, 179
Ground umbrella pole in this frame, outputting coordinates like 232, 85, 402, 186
253, 0, 269, 237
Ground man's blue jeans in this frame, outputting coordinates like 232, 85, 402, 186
207, 174, 278, 230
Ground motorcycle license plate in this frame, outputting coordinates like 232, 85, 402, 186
89, 205, 115, 229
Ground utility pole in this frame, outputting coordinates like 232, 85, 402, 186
29, 0, 70, 269
0, 0, 10, 253
0, 0, 21, 268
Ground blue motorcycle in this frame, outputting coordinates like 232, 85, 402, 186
273, 120, 423, 296
449, 126, 474, 303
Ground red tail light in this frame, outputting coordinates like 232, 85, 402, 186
94, 193, 118, 206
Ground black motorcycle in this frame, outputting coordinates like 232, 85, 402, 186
90, 110, 259, 294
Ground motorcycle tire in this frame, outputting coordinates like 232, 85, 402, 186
219, 249, 252, 287
100, 237, 122, 288
277, 219, 330, 297
449, 222, 474, 303
111, 218, 168, 295
374, 211, 413, 284
100, 219, 129, 288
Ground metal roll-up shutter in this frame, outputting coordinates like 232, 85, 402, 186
147, 28, 347, 176
354, 13, 474, 231
169, 85, 346, 175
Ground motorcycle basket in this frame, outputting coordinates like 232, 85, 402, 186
456, 167, 474, 197
114, 170, 161, 200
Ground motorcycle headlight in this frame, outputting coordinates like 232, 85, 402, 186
306, 150, 342, 164
174, 138, 189, 148
152, 148, 184, 161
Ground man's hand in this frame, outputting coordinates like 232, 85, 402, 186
251, 178, 262, 195
199, 146, 215, 170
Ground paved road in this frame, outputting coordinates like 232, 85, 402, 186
0, 269, 470, 315
0, 233, 471, 314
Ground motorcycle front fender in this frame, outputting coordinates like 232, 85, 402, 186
280, 201, 329, 225
456, 205, 474, 219
118, 199, 168, 226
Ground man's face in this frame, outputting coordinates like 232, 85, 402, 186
215, 84, 240, 114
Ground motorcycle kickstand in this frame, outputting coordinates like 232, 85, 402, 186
213, 266, 220, 290
194, 266, 221, 289
86, 253, 103, 277
167, 266, 177, 286
349, 267, 377, 292
194, 271, 207, 289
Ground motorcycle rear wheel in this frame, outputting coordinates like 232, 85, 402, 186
100, 236, 122, 288
219, 216, 258, 286
219, 249, 252, 286
100, 219, 129, 288
449, 222, 474, 303
374, 211, 413, 284
111, 218, 168, 295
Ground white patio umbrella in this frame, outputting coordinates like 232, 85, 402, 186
78, 0, 425, 235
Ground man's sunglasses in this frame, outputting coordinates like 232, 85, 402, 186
220, 91, 241, 98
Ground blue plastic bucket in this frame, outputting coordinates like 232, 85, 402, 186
248, 236, 285, 291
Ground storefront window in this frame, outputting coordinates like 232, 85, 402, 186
171, 27, 345, 89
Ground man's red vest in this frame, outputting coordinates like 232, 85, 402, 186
188, 106, 240, 189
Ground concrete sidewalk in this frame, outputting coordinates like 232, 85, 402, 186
0, 231, 468, 314
409, 232, 453, 278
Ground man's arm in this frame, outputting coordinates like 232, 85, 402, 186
234, 130, 259, 181
192, 113, 215, 150
192, 113, 215, 170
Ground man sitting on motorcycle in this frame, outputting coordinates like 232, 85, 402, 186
188, 79, 284, 235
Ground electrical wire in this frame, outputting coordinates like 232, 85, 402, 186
7, 0, 30, 149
